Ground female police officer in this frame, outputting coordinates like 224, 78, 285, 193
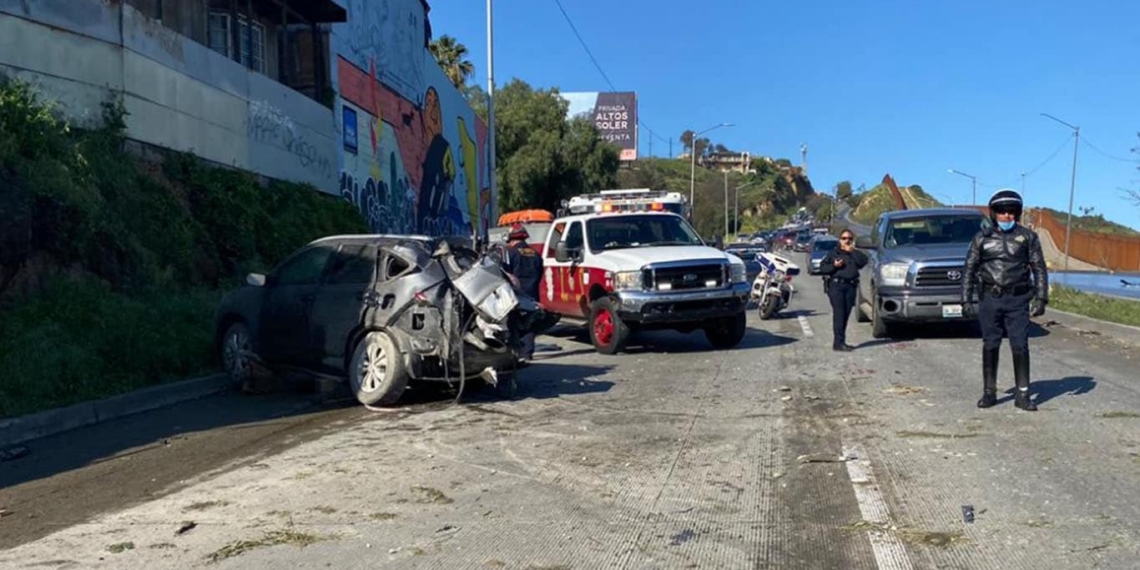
819, 229, 868, 351
962, 189, 1048, 411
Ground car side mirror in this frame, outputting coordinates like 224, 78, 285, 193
855, 236, 873, 249
555, 241, 572, 263
246, 273, 267, 287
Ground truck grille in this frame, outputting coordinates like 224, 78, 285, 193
915, 265, 965, 288
644, 263, 726, 291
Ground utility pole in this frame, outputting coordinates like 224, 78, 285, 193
1041, 113, 1080, 273
485, 0, 496, 243
669, 139, 673, 158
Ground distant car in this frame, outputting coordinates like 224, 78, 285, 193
807, 235, 839, 275
724, 243, 765, 283
793, 231, 813, 252
213, 234, 519, 406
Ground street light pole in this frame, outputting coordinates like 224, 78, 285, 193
687, 122, 734, 222
485, 0, 496, 241
947, 169, 977, 206
1041, 113, 1080, 273
733, 180, 758, 238
724, 171, 729, 238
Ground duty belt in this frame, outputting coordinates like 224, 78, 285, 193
831, 277, 859, 285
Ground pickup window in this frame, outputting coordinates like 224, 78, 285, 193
884, 215, 987, 248
585, 214, 703, 253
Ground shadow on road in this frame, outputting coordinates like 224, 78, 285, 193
999, 376, 1097, 406
858, 321, 1052, 345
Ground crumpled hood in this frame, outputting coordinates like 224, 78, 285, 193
589, 245, 738, 271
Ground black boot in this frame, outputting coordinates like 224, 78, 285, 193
977, 347, 998, 408
1013, 350, 1037, 411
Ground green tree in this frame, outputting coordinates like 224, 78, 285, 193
460, 83, 488, 122
428, 35, 474, 89
494, 80, 619, 213
836, 180, 853, 201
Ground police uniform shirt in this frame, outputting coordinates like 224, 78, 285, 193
820, 248, 867, 281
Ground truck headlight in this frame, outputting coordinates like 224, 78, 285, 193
612, 270, 642, 291
730, 263, 747, 283
879, 262, 909, 287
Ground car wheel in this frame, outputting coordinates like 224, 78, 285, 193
871, 293, 892, 339
705, 312, 748, 349
221, 322, 254, 384
855, 287, 870, 323
589, 297, 630, 355
349, 330, 409, 406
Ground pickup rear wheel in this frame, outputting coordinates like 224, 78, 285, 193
855, 286, 870, 323
589, 297, 630, 355
705, 311, 748, 349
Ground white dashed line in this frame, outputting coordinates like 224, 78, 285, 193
843, 444, 915, 570
797, 315, 815, 338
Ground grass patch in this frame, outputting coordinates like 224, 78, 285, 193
206, 529, 330, 564
0, 77, 366, 418
1049, 285, 1140, 328
411, 485, 454, 504
106, 542, 135, 554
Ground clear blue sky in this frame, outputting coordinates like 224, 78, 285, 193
430, 0, 1140, 229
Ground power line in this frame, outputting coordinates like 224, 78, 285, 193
549, 0, 670, 151
987, 135, 1074, 189
1081, 137, 1139, 163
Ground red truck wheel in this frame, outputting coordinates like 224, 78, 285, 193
589, 297, 630, 354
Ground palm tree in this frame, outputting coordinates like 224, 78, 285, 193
429, 35, 474, 89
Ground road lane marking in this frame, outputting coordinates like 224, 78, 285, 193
843, 444, 915, 570
797, 315, 815, 338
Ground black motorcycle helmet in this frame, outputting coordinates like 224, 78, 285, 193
988, 188, 1024, 222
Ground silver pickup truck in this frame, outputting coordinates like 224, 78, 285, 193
854, 208, 989, 338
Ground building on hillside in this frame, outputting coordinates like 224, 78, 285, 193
678, 150, 754, 174
0, 0, 492, 238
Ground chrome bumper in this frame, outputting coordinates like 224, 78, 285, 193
616, 282, 751, 324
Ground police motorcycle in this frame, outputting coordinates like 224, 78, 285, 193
751, 251, 800, 319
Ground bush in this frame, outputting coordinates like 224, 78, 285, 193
0, 78, 367, 417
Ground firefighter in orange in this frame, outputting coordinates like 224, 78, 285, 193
502, 223, 543, 363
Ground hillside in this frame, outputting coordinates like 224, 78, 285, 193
847, 175, 945, 225
1035, 207, 1138, 236
0, 79, 367, 417
619, 157, 818, 237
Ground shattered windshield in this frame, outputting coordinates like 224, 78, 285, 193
586, 214, 704, 253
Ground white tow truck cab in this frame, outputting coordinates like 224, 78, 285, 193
539, 189, 751, 354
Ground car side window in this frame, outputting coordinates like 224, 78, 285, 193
566, 222, 584, 250
273, 245, 336, 286
545, 223, 566, 259
380, 253, 413, 281
324, 244, 378, 285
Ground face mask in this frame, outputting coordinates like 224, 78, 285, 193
998, 220, 1016, 231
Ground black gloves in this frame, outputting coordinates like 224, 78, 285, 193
1030, 298, 1047, 317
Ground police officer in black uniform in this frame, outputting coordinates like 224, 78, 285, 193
503, 223, 544, 362
819, 229, 869, 351
962, 189, 1048, 411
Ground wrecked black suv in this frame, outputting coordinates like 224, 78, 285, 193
214, 234, 545, 407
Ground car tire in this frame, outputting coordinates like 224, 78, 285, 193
349, 330, 409, 406
855, 287, 870, 323
705, 311, 748, 349
589, 297, 630, 355
871, 293, 892, 339
220, 321, 254, 384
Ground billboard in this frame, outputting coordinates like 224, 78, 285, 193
560, 91, 638, 160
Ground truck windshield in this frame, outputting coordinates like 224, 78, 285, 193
884, 215, 985, 248
586, 214, 704, 252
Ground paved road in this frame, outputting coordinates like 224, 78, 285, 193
3, 255, 1139, 569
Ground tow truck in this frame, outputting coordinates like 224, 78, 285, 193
538, 189, 751, 354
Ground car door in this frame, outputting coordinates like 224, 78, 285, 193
548, 221, 587, 317
308, 242, 380, 374
540, 222, 568, 313
259, 243, 338, 367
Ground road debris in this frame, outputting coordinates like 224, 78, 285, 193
436, 524, 459, 534
961, 505, 974, 523
107, 542, 135, 553
207, 529, 330, 563
668, 529, 696, 546
0, 446, 29, 462
0, 508, 11, 519
884, 385, 925, 395
797, 453, 852, 464
175, 521, 197, 536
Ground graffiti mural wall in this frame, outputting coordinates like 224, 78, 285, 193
330, 0, 492, 237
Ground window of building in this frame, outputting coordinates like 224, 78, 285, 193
207, 11, 266, 73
